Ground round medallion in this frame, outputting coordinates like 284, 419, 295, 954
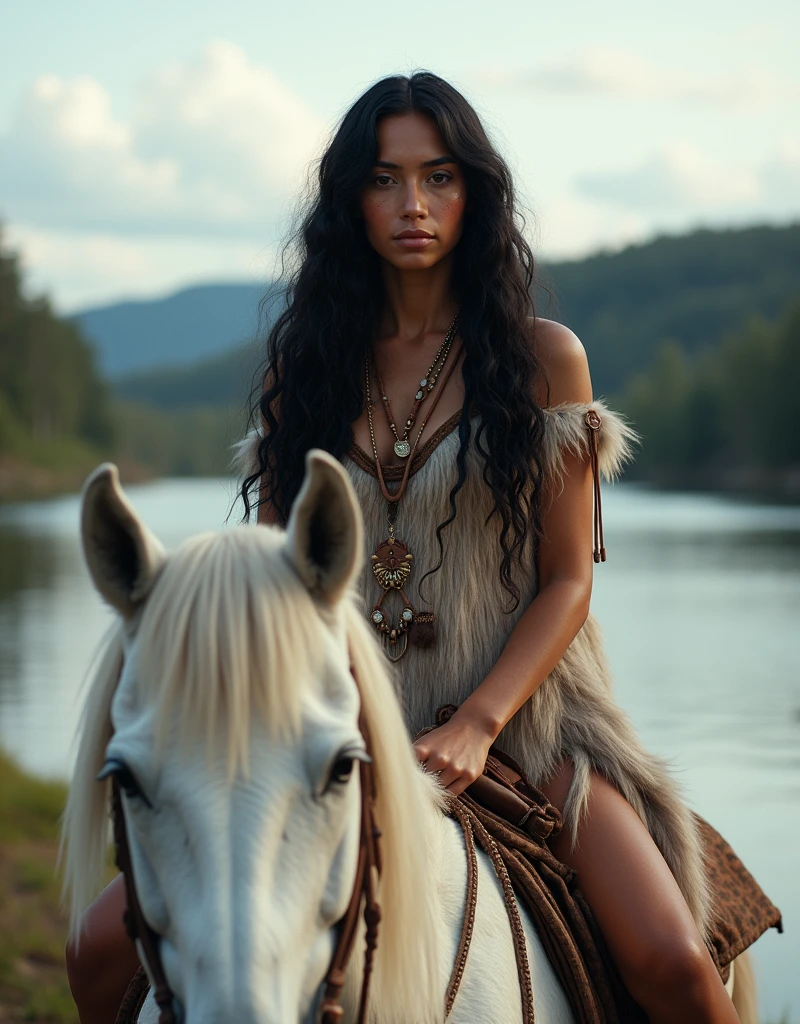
393, 440, 411, 458
372, 610, 384, 623
402, 608, 413, 622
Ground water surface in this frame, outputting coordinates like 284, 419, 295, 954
0, 479, 796, 1019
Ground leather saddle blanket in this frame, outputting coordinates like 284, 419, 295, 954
454, 737, 782, 1022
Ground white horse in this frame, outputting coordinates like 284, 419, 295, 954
62, 451, 754, 1024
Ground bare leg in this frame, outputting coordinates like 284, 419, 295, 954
65, 874, 141, 1024
540, 763, 739, 1024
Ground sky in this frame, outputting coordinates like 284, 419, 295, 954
2, 0, 798, 313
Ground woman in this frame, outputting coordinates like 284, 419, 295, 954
67, 72, 744, 1023
240, 71, 740, 1024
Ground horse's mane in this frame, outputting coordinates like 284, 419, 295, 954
62, 524, 442, 1023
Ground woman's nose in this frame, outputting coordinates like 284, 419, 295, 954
400, 181, 427, 219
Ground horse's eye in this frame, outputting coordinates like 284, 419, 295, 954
330, 757, 356, 785
97, 759, 152, 807
324, 748, 371, 794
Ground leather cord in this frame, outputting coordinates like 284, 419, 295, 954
370, 342, 464, 505
111, 780, 177, 1024
585, 409, 606, 563
319, 669, 382, 1024
445, 800, 479, 1018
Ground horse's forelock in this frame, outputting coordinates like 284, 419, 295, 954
134, 526, 329, 773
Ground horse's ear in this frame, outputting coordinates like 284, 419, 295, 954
286, 449, 363, 607
81, 463, 166, 618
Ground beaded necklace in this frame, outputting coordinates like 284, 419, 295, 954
364, 324, 463, 661
378, 313, 459, 458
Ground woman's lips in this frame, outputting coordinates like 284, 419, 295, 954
394, 236, 435, 248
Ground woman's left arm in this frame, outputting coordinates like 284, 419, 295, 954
413, 322, 595, 794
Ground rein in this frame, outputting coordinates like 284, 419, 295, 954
318, 669, 382, 1024
107, 664, 383, 1024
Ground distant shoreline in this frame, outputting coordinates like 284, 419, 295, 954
0, 455, 154, 505
3, 457, 800, 507
624, 465, 800, 504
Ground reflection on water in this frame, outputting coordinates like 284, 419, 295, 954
0, 479, 797, 1018
0, 479, 239, 780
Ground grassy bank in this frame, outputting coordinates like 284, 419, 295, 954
0, 753, 76, 1023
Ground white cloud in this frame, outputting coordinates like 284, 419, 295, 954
6, 223, 279, 314
536, 196, 651, 262
480, 49, 800, 111
575, 140, 800, 217
0, 41, 325, 238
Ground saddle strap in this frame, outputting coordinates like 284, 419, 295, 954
447, 799, 534, 1022
445, 801, 479, 1017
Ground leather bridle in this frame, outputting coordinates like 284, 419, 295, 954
108, 666, 383, 1024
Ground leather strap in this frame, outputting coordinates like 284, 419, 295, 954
317, 666, 383, 1024
445, 800, 479, 1018
372, 341, 464, 505
111, 780, 177, 1024
585, 409, 606, 563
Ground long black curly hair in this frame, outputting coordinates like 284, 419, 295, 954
240, 71, 550, 607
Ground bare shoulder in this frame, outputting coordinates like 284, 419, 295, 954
529, 316, 593, 408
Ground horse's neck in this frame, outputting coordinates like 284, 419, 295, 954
352, 779, 575, 1024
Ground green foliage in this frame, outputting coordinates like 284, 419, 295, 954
114, 342, 259, 410
0, 752, 66, 844
113, 400, 246, 477
540, 222, 800, 396
0, 227, 116, 474
0, 752, 78, 1022
620, 299, 800, 484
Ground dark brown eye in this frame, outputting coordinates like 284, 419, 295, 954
330, 756, 355, 786
97, 759, 152, 807
323, 748, 372, 794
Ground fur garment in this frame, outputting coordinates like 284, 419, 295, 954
237, 398, 711, 938
342, 398, 711, 939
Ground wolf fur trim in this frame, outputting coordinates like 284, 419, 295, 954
541, 396, 640, 487
231, 426, 262, 483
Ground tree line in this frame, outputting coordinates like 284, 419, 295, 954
0, 229, 116, 495
1, 222, 798, 498
618, 299, 800, 490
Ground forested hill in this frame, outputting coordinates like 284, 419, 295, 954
73, 283, 278, 379
0, 229, 117, 499
94, 221, 800, 406
536, 222, 800, 396
3, 221, 797, 497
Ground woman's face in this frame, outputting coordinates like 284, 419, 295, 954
360, 112, 467, 271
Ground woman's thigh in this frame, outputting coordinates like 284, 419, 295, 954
539, 762, 708, 986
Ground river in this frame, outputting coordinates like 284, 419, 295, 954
0, 478, 797, 1020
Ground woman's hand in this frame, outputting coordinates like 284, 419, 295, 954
412, 711, 495, 796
